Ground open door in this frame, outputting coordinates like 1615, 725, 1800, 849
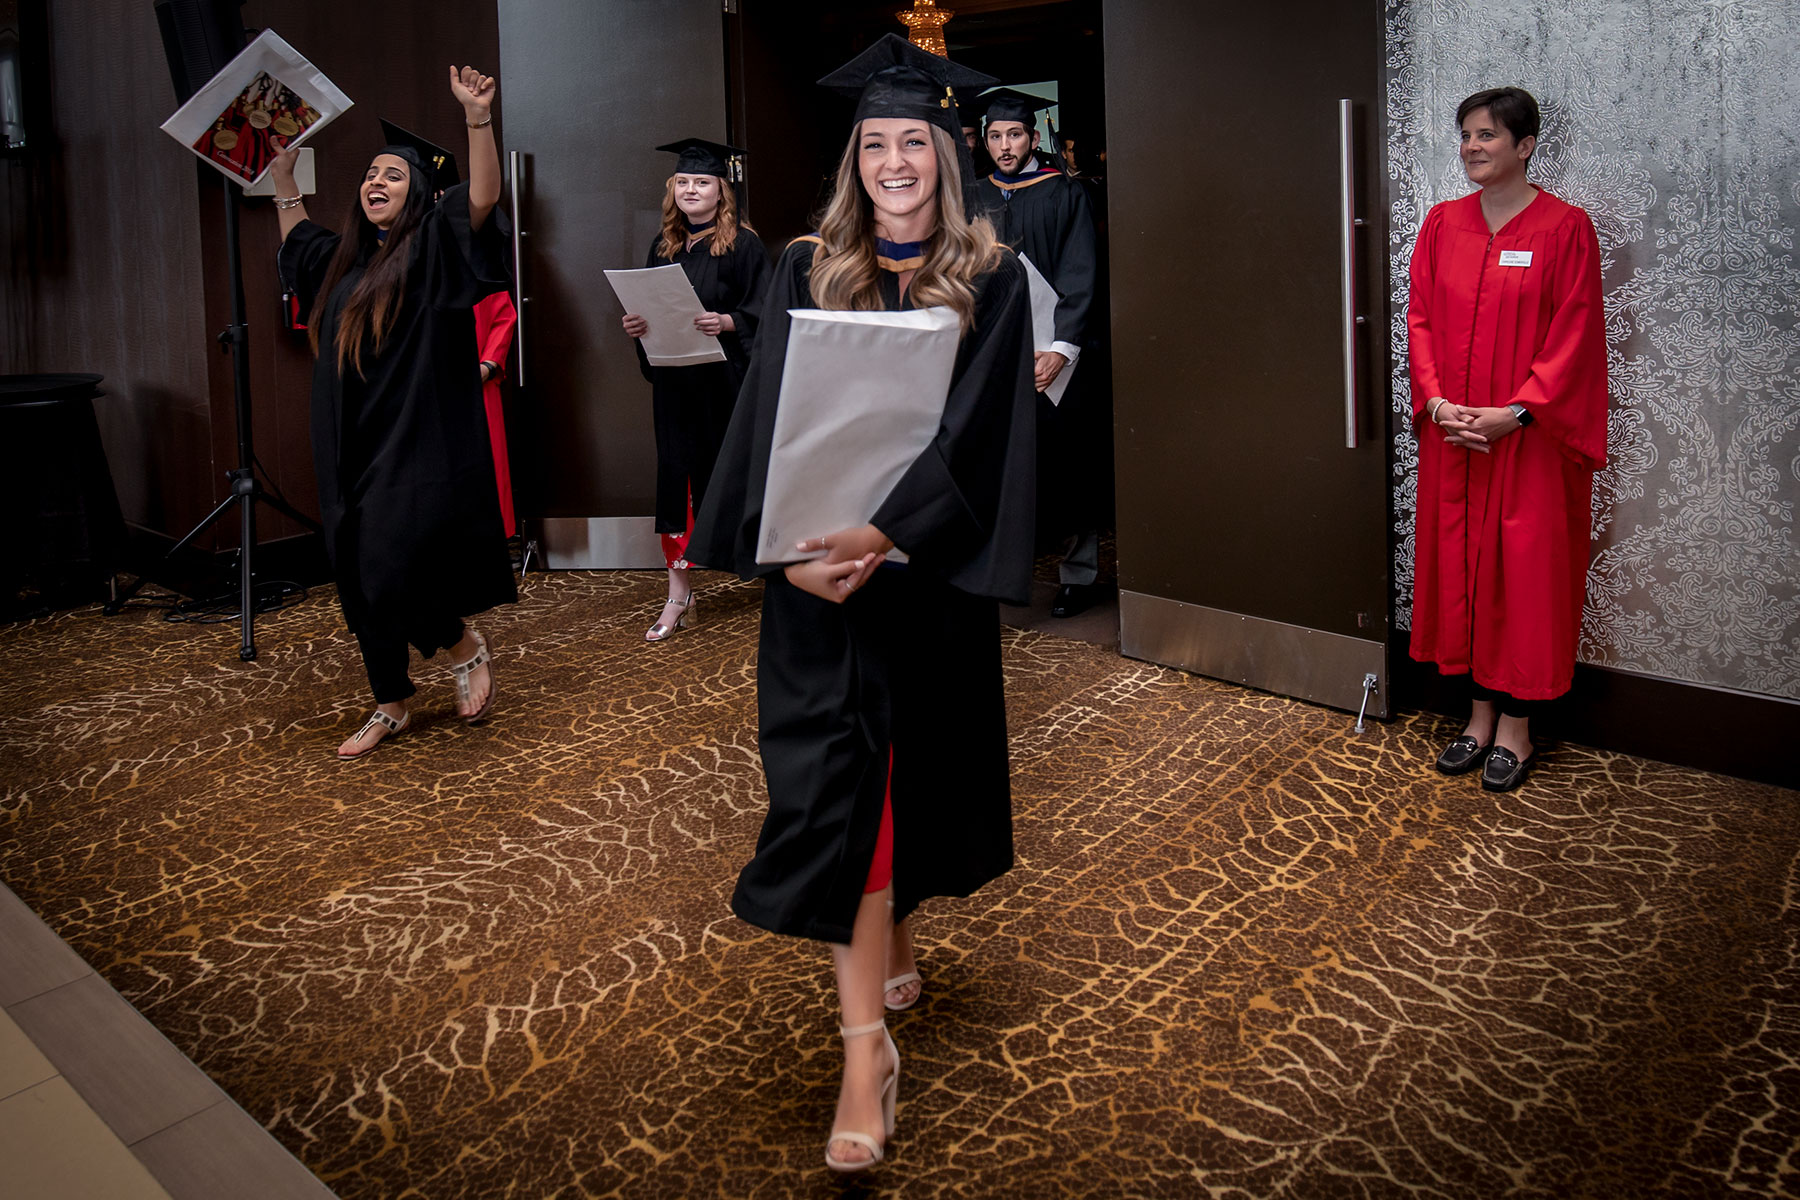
1102, 0, 1392, 718
498, 0, 730, 567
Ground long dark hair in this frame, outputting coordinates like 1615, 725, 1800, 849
307, 155, 432, 375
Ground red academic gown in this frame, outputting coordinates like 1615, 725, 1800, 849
1407, 189, 1608, 700
474, 291, 518, 537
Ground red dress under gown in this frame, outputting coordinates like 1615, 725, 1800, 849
1407, 188, 1608, 700
474, 292, 518, 537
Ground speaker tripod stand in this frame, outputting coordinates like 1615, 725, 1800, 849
106, 181, 319, 661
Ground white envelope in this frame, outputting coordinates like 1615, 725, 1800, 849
755, 307, 962, 565
159, 30, 352, 188
1019, 254, 1076, 407
605, 265, 729, 367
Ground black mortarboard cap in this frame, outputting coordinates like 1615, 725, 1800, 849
378, 119, 459, 193
818, 33, 998, 141
655, 137, 745, 181
978, 88, 1056, 127
953, 87, 985, 128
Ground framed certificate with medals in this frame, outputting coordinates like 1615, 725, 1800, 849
161, 29, 352, 187
189, 71, 325, 183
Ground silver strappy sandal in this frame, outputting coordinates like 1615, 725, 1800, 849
337, 708, 409, 760
448, 630, 496, 723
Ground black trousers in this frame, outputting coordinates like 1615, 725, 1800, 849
1462, 677, 1561, 721
353, 612, 465, 704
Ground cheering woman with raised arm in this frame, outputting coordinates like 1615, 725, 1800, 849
690, 35, 1036, 1174
271, 67, 515, 759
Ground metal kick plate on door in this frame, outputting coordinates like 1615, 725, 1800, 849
1118, 590, 1390, 719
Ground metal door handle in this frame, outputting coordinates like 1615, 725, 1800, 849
1338, 99, 1365, 449
509, 150, 528, 389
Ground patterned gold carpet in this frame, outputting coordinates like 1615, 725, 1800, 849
1, 571, 1795, 1199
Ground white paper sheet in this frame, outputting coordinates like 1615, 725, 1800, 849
604, 265, 729, 367
1019, 254, 1076, 407
159, 30, 353, 188
755, 307, 963, 565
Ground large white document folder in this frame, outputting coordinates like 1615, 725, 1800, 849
755, 307, 962, 565
604, 265, 728, 367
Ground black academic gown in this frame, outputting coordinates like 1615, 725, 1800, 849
278, 182, 516, 639
689, 237, 1037, 944
637, 229, 770, 532
977, 167, 1104, 542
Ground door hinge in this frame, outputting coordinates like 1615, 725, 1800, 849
723, 0, 738, 12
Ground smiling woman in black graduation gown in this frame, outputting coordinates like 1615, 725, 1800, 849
270, 67, 514, 759
620, 138, 769, 641
689, 34, 1034, 1174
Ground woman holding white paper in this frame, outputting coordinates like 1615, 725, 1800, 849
620, 138, 769, 641
689, 35, 1036, 1174
272, 67, 513, 759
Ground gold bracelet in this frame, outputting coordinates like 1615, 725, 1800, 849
467, 114, 493, 129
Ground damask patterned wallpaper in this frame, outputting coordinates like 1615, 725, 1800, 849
1384, 0, 1800, 700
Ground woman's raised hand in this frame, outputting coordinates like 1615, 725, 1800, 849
271, 145, 300, 183
450, 65, 496, 119
622, 314, 648, 338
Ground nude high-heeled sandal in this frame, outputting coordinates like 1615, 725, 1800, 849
885, 902, 923, 1012
823, 1019, 899, 1174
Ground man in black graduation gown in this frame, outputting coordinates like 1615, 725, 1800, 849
975, 89, 1105, 617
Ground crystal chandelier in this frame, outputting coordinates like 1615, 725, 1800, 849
897, 0, 954, 57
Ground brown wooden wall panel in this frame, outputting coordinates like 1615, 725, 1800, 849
0, 0, 213, 539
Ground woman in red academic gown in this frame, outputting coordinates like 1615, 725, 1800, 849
1408, 86, 1608, 792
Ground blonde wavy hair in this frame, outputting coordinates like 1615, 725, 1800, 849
809, 123, 1000, 331
658, 174, 751, 260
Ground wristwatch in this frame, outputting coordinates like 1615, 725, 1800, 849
1508, 402, 1534, 427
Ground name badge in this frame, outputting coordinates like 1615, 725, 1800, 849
1499, 249, 1533, 267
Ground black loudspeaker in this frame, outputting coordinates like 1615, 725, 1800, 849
0, 0, 50, 153
153, 0, 247, 104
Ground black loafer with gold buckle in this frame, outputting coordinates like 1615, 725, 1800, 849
1481, 745, 1536, 792
1434, 735, 1492, 775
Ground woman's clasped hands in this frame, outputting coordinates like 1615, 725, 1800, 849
1430, 397, 1521, 454
784, 525, 892, 603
